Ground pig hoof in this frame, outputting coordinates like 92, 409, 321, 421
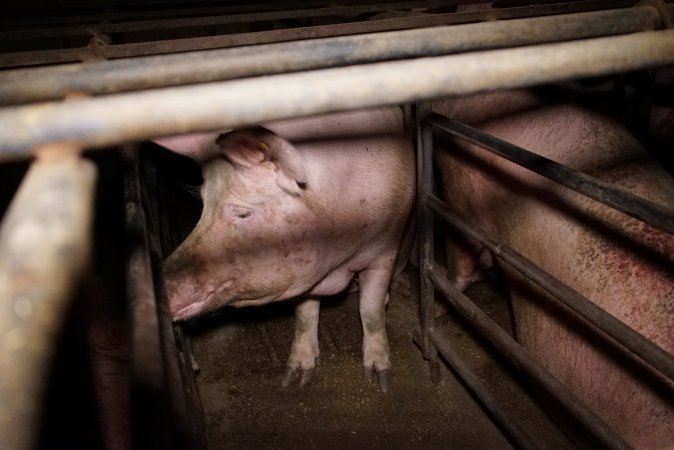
364, 366, 392, 393
281, 359, 319, 388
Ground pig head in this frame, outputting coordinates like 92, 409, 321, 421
157, 108, 415, 390
434, 89, 674, 450
162, 127, 315, 318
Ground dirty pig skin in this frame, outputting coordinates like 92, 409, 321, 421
435, 88, 674, 450
155, 108, 415, 392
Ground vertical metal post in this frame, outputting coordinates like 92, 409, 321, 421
123, 146, 206, 450
0, 145, 96, 450
416, 102, 440, 382
140, 152, 207, 450
123, 145, 173, 450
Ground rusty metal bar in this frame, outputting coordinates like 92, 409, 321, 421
427, 113, 674, 235
124, 147, 206, 449
1, 29, 673, 159
426, 264, 633, 450
0, 144, 97, 450
0, 0, 336, 27
427, 194, 674, 383
0, 5, 659, 106
124, 146, 173, 450
0, 0, 642, 68
138, 153, 207, 450
420, 328, 542, 450
0, 0, 452, 41
416, 102, 441, 381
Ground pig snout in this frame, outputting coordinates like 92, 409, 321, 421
163, 250, 226, 320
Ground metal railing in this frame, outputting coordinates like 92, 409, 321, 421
0, 3, 672, 449
414, 106, 674, 449
1, 29, 673, 158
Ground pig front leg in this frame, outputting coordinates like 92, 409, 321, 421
282, 297, 321, 387
359, 266, 394, 393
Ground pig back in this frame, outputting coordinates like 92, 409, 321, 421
265, 107, 415, 238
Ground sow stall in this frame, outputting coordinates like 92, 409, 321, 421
0, 1, 672, 449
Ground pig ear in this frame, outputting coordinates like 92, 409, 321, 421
217, 127, 308, 196
152, 132, 224, 162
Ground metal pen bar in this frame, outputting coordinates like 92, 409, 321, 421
123, 147, 174, 450
0, 144, 96, 450
0, 0, 339, 27
427, 264, 633, 450
1, 29, 673, 159
0, 0, 452, 41
427, 194, 674, 383
416, 102, 441, 379
427, 113, 674, 235
0, 4, 657, 105
138, 154, 207, 449
425, 328, 542, 450
0, 0, 643, 69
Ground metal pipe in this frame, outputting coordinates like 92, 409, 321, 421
423, 328, 542, 450
0, 29, 673, 158
416, 102, 441, 380
0, 0, 338, 27
0, 0, 452, 41
138, 154, 207, 449
124, 148, 207, 448
0, 4, 658, 105
0, 0, 642, 69
427, 113, 674, 236
426, 264, 633, 450
426, 194, 674, 383
0, 144, 97, 450
123, 146, 175, 449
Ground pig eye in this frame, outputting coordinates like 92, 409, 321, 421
225, 205, 253, 220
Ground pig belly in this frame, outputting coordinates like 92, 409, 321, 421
435, 90, 674, 450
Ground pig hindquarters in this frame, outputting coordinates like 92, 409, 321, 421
435, 89, 674, 449
158, 108, 415, 391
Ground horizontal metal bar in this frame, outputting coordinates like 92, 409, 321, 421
0, 0, 452, 41
427, 194, 674, 383
0, 5, 657, 106
0, 0, 641, 68
427, 113, 674, 235
1, 29, 672, 159
0, 145, 97, 450
0, 0, 333, 27
422, 328, 542, 450
426, 264, 633, 450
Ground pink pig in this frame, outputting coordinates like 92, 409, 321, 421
155, 108, 415, 391
435, 88, 674, 449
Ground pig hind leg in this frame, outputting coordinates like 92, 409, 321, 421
359, 265, 395, 392
438, 236, 490, 317
282, 297, 321, 387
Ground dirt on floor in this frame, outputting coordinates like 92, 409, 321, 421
187, 269, 575, 450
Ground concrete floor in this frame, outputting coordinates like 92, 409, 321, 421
187, 270, 575, 450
